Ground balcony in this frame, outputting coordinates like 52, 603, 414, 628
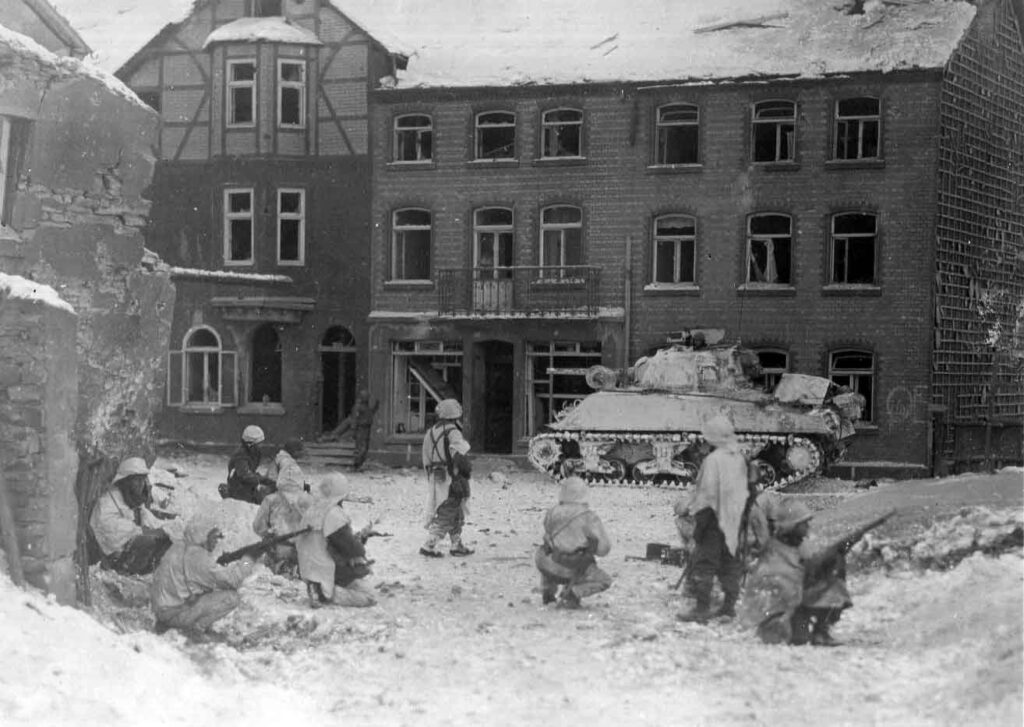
437, 266, 601, 317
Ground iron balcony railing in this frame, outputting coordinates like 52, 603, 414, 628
437, 265, 601, 317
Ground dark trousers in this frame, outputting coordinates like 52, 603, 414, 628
106, 530, 172, 576
690, 507, 743, 610
790, 606, 844, 645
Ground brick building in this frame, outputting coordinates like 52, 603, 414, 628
362, 0, 1023, 473
115, 0, 408, 447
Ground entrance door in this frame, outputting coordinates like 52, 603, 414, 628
320, 327, 356, 433
477, 340, 514, 453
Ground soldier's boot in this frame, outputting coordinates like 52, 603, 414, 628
811, 611, 842, 647
715, 591, 738, 620
677, 572, 713, 623
556, 588, 581, 610
541, 588, 558, 605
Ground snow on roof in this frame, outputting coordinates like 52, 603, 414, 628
340, 0, 978, 89
0, 273, 75, 314
48, 0, 977, 84
202, 16, 323, 48
0, 23, 153, 110
169, 267, 293, 284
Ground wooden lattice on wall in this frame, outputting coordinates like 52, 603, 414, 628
934, 0, 1024, 451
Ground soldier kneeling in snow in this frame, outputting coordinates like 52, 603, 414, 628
150, 515, 254, 642
296, 473, 376, 608
252, 439, 310, 575
535, 476, 613, 609
739, 499, 852, 646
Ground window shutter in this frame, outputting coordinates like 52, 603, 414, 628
220, 351, 237, 406
167, 351, 183, 406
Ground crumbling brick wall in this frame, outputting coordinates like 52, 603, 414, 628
0, 287, 78, 602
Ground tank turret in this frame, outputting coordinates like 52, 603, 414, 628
527, 335, 864, 489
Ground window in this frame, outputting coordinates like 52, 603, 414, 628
136, 90, 161, 113
527, 342, 602, 435
474, 207, 514, 279
223, 188, 254, 264
830, 213, 877, 284
652, 214, 696, 284
541, 108, 582, 158
540, 205, 582, 276
392, 341, 463, 434
252, 0, 282, 16
391, 208, 431, 280
394, 114, 433, 162
277, 188, 305, 265
278, 61, 306, 128
829, 349, 874, 422
166, 327, 237, 408
475, 111, 516, 160
251, 324, 281, 403
227, 60, 256, 127
752, 100, 796, 162
655, 103, 699, 165
754, 349, 789, 391
834, 97, 880, 160
746, 214, 792, 285
0, 115, 29, 227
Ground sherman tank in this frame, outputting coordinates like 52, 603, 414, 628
527, 336, 864, 489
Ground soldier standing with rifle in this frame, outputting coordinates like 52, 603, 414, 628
740, 499, 894, 646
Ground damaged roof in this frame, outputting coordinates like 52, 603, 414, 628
50, 0, 978, 86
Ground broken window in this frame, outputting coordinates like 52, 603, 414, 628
746, 214, 792, 285
391, 208, 431, 280
829, 349, 874, 422
277, 188, 305, 265
277, 60, 305, 128
752, 100, 795, 162
834, 97, 880, 160
655, 103, 699, 165
540, 205, 583, 277
753, 349, 789, 391
830, 212, 876, 284
474, 207, 514, 279
167, 327, 236, 408
527, 341, 602, 435
541, 108, 582, 158
227, 60, 256, 126
394, 114, 433, 162
250, 323, 282, 404
252, 0, 282, 16
391, 340, 463, 434
223, 188, 254, 264
652, 214, 696, 284
475, 111, 516, 160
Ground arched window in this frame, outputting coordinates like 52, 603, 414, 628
167, 326, 237, 408
475, 111, 516, 160
251, 324, 282, 403
829, 349, 874, 422
655, 103, 699, 165
652, 214, 696, 284
394, 114, 433, 162
541, 108, 583, 158
746, 213, 792, 285
830, 212, 877, 285
474, 207, 514, 279
540, 205, 583, 277
752, 100, 796, 162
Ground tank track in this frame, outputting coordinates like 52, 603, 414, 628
527, 431, 824, 490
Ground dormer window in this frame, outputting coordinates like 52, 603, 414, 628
251, 0, 282, 16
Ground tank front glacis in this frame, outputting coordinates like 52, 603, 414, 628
527, 343, 864, 489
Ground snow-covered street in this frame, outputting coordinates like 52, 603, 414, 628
1, 455, 1021, 726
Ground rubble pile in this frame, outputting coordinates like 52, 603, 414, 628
850, 506, 1024, 570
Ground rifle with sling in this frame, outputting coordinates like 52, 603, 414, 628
217, 526, 312, 565
804, 509, 896, 579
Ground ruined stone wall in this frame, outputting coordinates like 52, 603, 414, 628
0, 290, 78, 602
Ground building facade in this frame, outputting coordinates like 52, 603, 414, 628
117, 0, 404, 447
366, 0, 1023, 474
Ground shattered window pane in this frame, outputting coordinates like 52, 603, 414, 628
652, 214, 696, 283
752, 100, 795, 162
527, 341, 602, 433
476, 111, 516, 159
391, 341, 463, 434
746, 214, 792, 284
754, 349, 789, 391
395, 114, 433, 162
656, 104, 699, 164
829, 349, 874, 421
542, 108, 582, 158
835, 97, 880, 160
831, 212, 876, 284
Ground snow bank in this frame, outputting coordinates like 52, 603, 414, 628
0, 272, 75, 314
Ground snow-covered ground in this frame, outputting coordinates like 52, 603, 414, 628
1, 455, 1021, 726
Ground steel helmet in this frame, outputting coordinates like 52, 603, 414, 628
436, 399, 463, 420
113, 456, 149, 484
773, 498, 813, 534
558, 476, 589, 504
242, 425, 265, 444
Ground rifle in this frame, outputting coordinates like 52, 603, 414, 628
804, 509, 896, 578
217, 526, 312, 565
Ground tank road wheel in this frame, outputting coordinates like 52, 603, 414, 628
600, 457, 628, 482
527, 435, 563, 474
785, 441, 819, 474
672, 459, 700, 487
750, 459, 777, 487
630, 462, 655, 484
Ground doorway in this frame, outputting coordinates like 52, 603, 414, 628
320, 326, 356, 433
476, 340, 514, 453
